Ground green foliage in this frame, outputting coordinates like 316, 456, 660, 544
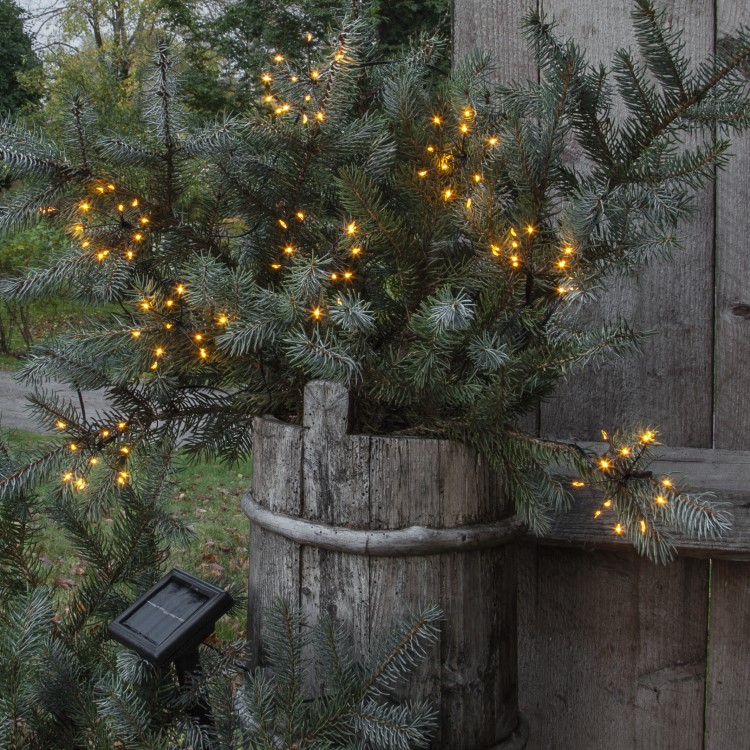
0, 0, 41, 117
1, 1, 749, 566
158, 0, 450, 114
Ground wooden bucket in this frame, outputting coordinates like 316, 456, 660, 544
243, 380, 527, 748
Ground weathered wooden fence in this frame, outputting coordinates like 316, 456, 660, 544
454, 0, 750, 747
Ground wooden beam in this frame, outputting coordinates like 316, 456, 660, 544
533, 445, 750, 559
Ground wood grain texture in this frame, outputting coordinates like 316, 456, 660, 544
452, 0, 539, 84
247, 416, 305, 667
533, 444, 750, 558
300, 382, 371, 686
705, 560, 750, 748
518, 545, 709, 750
714, 0, 750, 450
538, 0, 715, 448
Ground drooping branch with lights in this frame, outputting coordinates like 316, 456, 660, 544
1, 1, 749, 570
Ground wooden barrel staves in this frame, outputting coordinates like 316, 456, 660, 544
243, 380, 527, 749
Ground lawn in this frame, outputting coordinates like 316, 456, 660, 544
2, 428, 252, 640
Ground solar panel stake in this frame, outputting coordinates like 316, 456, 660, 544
108, 569, 234, 736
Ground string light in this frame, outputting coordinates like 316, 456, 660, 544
343, 271, 353, 280
557, 259, 567, 269
571, 480, 585, 487
599, 458, 610, 469
459, 124, 469, 134
603, 499, 612, 508
131, 329, 141, 338
614, 523, 624, 535
176, 285, 186, 295
463, 107, 473, 118
165, 323, 173, 329
63, 472, 73, 482
418, 169, 428, 178
491, 245, 501, 256
117, 422, 127, 429
346, 222, 357, 235
640, 520, 647, 533
427, 145, 435, 153
432, 115, 442, 125
488, 136, 499, 146
261, 73, 272, 84
96, 250, 109, 261
563, 246, 574, 254
271, 263, 281, 270
311, 307, 323, 319
662, 478, 672, 487
131, 199, 138, 207
194, 333, 203, 342
305, 32, 313, 42
165, 300, 174, 308
465, 198, 472, 209
69, 443, 78, 452
278, 219, 288, 229
350, 246, 361, 255
302, 114, 309, 124
218, 315, 228, 325
199, 348, 208, 359
296, 211, 305, 220
510, 255, 520, 267
473, 174, 482, 183
594, 510, 602, 518
284, 245, 295, 254
79, 202, 91, 212
443, 188, 453, 201
140, 217, 149, 225
101, 429, 110, 438
75, 477, 87, 491
656, 495, 666, 505
154, 347, 165, 357
89, 457, 98, 465
310, 70, 320, 80
133, 233, 143, 242
640, 430, 655, 443
620, 447, 630, 456
117, 203, 125, 212
55, 420, 66, 429
315, 111, 325, 121
126, 250, 135, 260
120, 446, 130, 454
273, 53, 284, 63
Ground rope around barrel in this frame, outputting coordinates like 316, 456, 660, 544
241, 490, 525, 557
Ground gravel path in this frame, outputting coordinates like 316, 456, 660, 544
0, 369, 110, 433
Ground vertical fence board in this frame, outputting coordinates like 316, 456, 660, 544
452, 0, 539, 84
705, 560, 750, 748
518, 546, 709, 749
714, 0, 750, 450
537, 0, 715, 448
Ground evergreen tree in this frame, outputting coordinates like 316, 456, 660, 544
1, 1, 749, 563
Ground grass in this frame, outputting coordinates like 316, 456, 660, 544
2, 428, 252, 641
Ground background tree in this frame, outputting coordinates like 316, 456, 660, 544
0, 0, 41, 117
